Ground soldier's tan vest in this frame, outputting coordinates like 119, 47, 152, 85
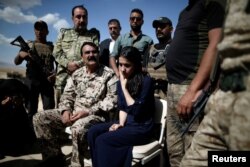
147, 44, 169, 80
26, 41, 54, 78
31, 41, 54, 70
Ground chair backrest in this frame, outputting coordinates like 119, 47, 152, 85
153, 98, 167, 145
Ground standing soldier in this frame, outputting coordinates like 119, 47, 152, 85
14, 20, 55, 122
181, 0, 250, 166
165, 0, 226, 166
53, 5, 99, 107
144, 17, 173, 99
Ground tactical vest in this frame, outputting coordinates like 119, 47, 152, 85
147, 44, 169, 80
26, 41, 54, 79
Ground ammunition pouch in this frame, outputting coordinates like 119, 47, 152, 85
219, 69, 248, 92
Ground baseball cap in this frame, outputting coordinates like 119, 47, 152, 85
34, 20, 48, 31
152, 17, 172, 28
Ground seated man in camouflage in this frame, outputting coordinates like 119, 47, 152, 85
33, 42, 118, 167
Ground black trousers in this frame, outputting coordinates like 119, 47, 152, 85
25, 78, 55, 119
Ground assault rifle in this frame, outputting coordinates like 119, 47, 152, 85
10, 35, 55, 83
180, 55, 221, 137
180, 86, 211, 137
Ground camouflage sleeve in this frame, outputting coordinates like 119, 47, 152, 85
93, 34, 99, 47
75, 59, 84, 68
53, 29, 70, 68
58, 77, 76, 114
90, 74, 118, 114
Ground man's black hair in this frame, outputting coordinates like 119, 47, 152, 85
80, 42, 99, 56
72, 5, 88, 16
130, 8, 144, 18
108, 19, 121, 28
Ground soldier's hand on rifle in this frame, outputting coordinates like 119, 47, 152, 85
15, 51, 31, 65
19, 51, 31, 60
193, 90, 203, 104
47, 72, 56, 84
177, 88, 198, 120
67, 61, 79, 74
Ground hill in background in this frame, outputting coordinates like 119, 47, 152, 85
0, 61, 25, 78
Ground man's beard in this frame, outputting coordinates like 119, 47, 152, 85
131, 25, 142, 32
76, 25, 87, 32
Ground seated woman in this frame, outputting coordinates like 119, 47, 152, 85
87, 46, 155, 167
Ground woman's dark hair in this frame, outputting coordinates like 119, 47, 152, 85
119, 46, 146, 97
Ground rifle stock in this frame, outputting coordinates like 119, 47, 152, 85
10, 35, 31, 51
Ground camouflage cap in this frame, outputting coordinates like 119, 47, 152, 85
152, 17, 172, 28
34, 20, 48, 31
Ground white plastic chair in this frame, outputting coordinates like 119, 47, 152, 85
132, 98, 168, 166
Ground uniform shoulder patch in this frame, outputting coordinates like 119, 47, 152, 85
60, 28, 72, 33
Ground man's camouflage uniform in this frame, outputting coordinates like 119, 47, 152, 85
144, 44, 170, 99
165, 1, 226, 166
33, 65, 118, 167
180, 0, 250, 166
53, 28, 99, 106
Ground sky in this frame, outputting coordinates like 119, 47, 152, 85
0, 0, 187, 67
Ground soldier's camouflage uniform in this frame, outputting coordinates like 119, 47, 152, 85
180, 0, 250, 166
53, 28, 99, 106
144, 44, 170, 99
33, 65, 118, 167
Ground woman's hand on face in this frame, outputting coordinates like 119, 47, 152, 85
109, 123, 124, 131
119, 70, 127, 89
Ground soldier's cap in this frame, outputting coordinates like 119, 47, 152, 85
152, 17, 172, 28
34, 20, 48, 31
